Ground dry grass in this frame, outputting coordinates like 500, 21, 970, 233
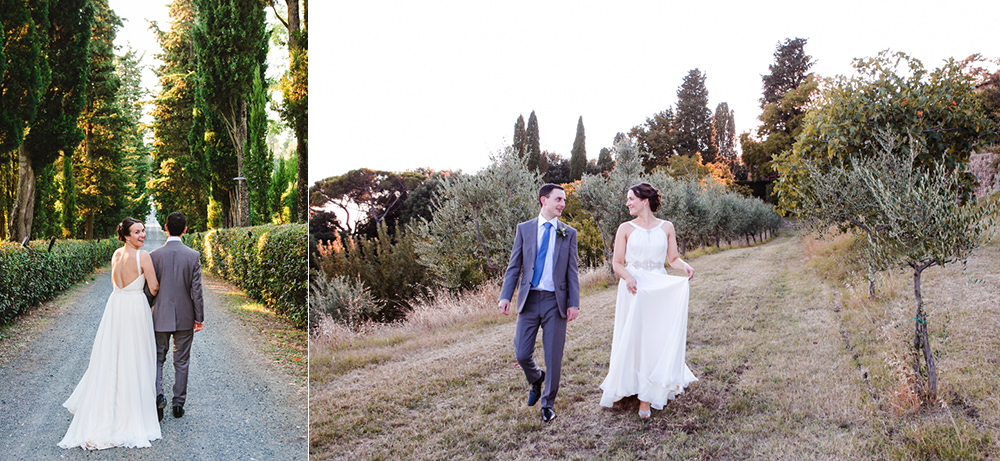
310, 233, 1000, 459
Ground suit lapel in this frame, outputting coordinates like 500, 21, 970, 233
553, 223, 565, 273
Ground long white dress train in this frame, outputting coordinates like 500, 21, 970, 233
59, 251, 161, 449
599, 221, 697, 410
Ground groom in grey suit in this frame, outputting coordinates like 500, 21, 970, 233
499, 184, 580, 423
149, 211, 204, 421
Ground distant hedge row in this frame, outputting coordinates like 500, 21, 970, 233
185, 223, 307, 328
0, 239, 118, 326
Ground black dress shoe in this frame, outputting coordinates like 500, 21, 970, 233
156, 394, 167, 421
172, 404, 184, 418
541, 407, 556, 423
527, 371, 545, 406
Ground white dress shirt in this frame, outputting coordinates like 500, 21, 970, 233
532, 214, 558, 292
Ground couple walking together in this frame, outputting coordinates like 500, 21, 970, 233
58, 212, 205, 450
499, 183, 696, 421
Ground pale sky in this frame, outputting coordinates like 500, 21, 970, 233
310, 0, 1000, 184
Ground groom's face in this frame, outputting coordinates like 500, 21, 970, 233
539, 189, 566, 219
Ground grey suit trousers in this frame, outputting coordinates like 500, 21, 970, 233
514, 290, 567, 409
156, 329, 193, 405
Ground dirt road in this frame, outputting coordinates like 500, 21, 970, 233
0, 217, 306, 460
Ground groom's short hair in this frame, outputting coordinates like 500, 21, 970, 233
538, 184, 564, 206
166, 212, 187, 236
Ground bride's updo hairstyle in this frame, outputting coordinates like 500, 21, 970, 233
630, 183, 661, 213
117, 217, 144, 243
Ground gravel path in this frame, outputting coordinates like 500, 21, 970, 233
0, 216, 306, 459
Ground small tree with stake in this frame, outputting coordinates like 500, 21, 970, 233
792, 131, 997, 401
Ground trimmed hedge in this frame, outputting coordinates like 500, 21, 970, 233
0, 239, 119, 326
185, 223, 307, 328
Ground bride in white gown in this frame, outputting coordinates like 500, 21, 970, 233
599, 183, 697, 419
59, 217, 162, 449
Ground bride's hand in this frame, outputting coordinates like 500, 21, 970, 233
684, 263, 694, 280
626, 278, 637, 295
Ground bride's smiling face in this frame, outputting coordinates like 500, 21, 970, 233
625, 190, 647, 216
126, 223, 146, 248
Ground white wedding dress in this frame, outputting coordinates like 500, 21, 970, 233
59, 251, 161, 449
599, 220, 697, 410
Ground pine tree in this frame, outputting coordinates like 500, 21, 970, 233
525, 111, 541, 172
761, 38, 813, 108
630, 108, 677, 172
569, 116, 586, 181
513, 114, 526, 159
674, 69, 717, 162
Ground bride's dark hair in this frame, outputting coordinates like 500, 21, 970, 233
117, 217, 144, 243
630, 183, 661, 212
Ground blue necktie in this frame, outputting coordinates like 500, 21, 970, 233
531, 222, 552, 287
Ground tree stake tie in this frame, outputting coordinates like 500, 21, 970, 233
913, 317, 927, 325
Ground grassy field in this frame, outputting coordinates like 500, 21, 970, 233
309, 230, 1000, 459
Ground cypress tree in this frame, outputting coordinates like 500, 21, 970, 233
12, 0, 91, 242
149, 0, 209, 230
192, 0, 268, 227
674, 69, 717, 162
569, 116, 586, 181
513, 114, 526, 160
713, 102, 737, 165
525, 111, 540, 172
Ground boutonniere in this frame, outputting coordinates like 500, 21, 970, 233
556, 226, 568, 239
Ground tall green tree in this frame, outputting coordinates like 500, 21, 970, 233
525, 110, 541, 172
192, 0, 268, 227
630, 108, 677, 172
674, 69, 717, 162
149, 0, 209, 231
569, 116, 587, 181
1, 0, 50, 240
741, 38, 816, 181
266, 0, 307, 223
761, 37, 813, 108
11, 0, 91, 242
513, 114, 526, 159
114, 46, 152, 225
713, 102, 737, 165
74, 0, 127, 239
246, 70, 273, 224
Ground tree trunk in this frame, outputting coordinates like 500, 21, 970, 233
235, 98, 250, 227
912, 265, 937, 401
10, 144, 36, 243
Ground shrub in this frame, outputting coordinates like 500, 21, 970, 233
185, 223, 307, 328
0, 239, 118, 326
314, 223, 433, 322
309, 272, 380, 331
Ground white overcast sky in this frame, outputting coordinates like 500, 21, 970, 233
309, 0, 1000, 184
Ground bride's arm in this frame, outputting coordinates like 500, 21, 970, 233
663, 221, 694, 280
612, 223, 637, 294
140, 251, 160, 296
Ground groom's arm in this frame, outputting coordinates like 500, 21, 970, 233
567, 228, 580, 321
190, 256, 205, 329
498, 224, 525, 315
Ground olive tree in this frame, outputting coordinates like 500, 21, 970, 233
415, 147, 540, 289
793, 131, 997, 401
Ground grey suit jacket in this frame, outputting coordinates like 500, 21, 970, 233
499, 218, 580, 318
149, 240, 204, 332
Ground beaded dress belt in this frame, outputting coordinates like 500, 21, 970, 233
628, 260, 664, 271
